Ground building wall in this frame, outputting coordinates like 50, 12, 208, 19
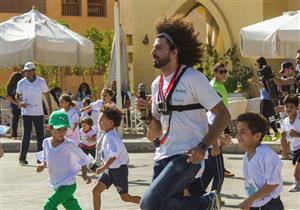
0, 0, 113, 98
120, 0, 300, 93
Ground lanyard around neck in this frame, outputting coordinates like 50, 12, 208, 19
158, 65, 182, 101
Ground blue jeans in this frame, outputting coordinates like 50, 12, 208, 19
19, 115, 44, 161
140, 154, 210, 210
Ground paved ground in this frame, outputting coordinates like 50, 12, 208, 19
1, 152, 299, 210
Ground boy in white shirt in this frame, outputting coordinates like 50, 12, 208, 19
280, 94, 300, 192
92, 106, 141, 210
36, 110, 91, 210
236, 112, 284, 210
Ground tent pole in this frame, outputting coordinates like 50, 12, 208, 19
114, 0, 123, 137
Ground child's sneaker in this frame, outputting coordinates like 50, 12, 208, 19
205, 190, 221, 210
289, 182, 300, 192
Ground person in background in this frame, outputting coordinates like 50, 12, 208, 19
49, 86, 62, 109
295, 49, 300, 74
36, 110, 91, 210
277, 62, 296, 160
80, 98, 99, 130
80, 88, 116, 130
79, 116, 97, 158
209, 63, 234, 177
0, 142, 4, 158
236, 112, 284, 210
111, 80, 131, 109
76, 82, 91, 103
59, 94, 80, 144
249, 57, 280, 141
16, 62, 52, 165
280, 95, 300, 192
6, 72, 23, 139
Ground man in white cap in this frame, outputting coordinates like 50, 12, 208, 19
16, 62, 52, 165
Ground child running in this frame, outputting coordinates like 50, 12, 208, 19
280, 94, 300, 192
36, 110, 91, 210
79, 116, 97, 158
80, 98, 99, 130
92, 106, 141, 210
59, 94, 80, 144
236, 112, 284, 210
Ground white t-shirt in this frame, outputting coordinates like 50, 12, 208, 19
79, 127, 97, 147
88, 100, 104, 128
41, 137, 90, 189
16, 77, 49, 116
100, 130, 129, 169
151, 66, 221, 161
243, 144, 283, 207
281, 114, 300, 151
61, 108, 80, 144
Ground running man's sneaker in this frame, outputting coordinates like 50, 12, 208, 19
263, 135, 272, 141
289, 182, 300, 192
205, 190, 221, 210
272, 133, 281, 141
19, 159, 28, 165
224, 168, 234, 177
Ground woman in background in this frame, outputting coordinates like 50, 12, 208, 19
6, 72, 23, 139
76, 82, 91, 102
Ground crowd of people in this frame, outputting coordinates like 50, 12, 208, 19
1, 15, 300, 210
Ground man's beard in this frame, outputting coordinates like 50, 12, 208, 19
26, 75, 36, 83
153, 56, 171, 69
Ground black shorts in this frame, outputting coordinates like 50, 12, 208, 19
260, 100, 276, 122
292, 148, 300, 165
250, 197, 284, 210
98, 165, 128, 194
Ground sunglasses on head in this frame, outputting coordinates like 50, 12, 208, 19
218, 70, 227, 74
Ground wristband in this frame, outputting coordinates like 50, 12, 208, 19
198, 142, 209, 151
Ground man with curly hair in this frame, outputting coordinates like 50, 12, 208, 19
137, 15, 231, 210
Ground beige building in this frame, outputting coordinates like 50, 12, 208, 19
120, 0, 300, 92
0, 0, 113, 97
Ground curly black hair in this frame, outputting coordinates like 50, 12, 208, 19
101, 105, 123, 127
155, 15, 202, 67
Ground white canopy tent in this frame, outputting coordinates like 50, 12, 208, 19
107, 25, 130, 93
0, 8, 94, 68
240, 11, 300, 58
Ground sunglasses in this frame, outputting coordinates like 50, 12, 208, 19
218, 70, 227, 74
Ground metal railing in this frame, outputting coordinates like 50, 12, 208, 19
87, 1, 106, 17
62, 1, 81, 16
122, 96, 146, 135
0, 96, 146, 137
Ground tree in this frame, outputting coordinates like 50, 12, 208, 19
200, 44, 254, 94
85, 27, 113, 96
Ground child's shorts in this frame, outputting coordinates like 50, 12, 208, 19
292, 148, 300, 165
98, 165, 128, 194
250, 197, 283, 210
